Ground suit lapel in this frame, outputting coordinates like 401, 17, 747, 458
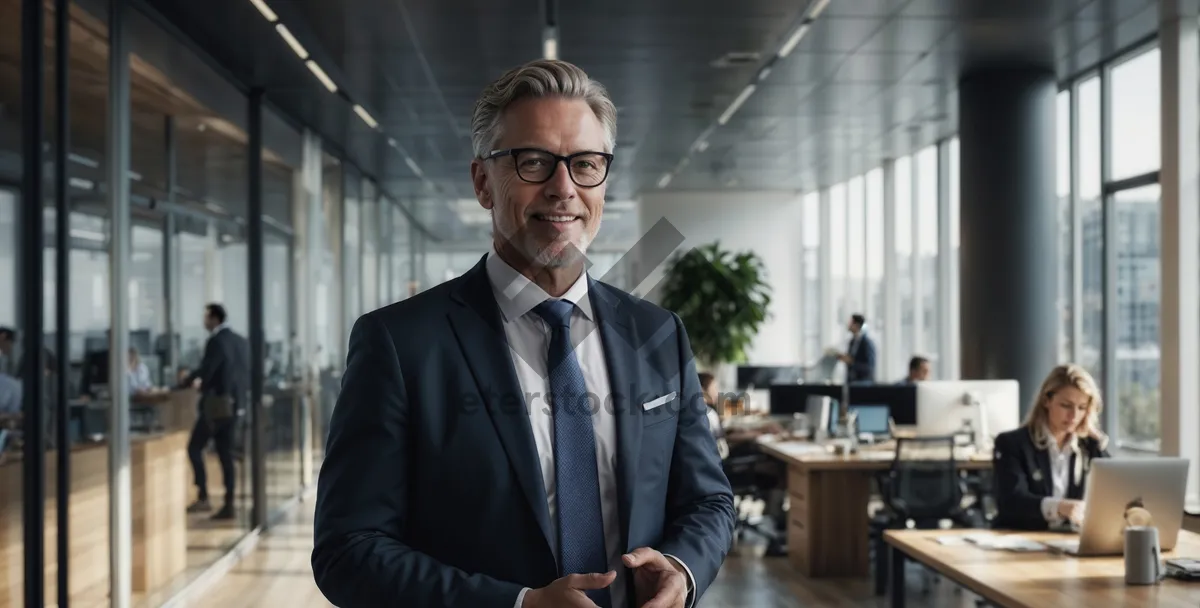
1030, 442, 1053, 493
446, 258, 554, 554
590, 279, 642, 555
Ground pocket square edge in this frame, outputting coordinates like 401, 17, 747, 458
642, 391, 678, 410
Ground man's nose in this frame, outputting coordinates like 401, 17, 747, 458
544, 160, 577, 199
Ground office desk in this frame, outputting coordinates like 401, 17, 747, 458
758, 439, 992, 578
885, 528, 1200, 608
0, 431, 189, 604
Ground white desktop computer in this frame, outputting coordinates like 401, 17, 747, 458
914, 380, 1020, 449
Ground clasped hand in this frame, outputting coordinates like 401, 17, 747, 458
523, 547, 686, 608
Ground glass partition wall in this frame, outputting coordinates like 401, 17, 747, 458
6, 0, 425, 605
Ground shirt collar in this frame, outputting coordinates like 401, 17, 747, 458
1044, 424, 1077, 457
485, 247, 593, 323
210, 323, 229, 336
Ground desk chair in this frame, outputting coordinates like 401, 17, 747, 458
870, 436, 984, 595
722, 442, 785, 554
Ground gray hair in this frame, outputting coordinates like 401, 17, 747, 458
471, 59, 617, 159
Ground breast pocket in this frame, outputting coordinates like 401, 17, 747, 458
641, 391, 679, 428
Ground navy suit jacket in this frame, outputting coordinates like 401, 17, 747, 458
992, 426, 1109, 530
311, 256, 735, 607
846, 334, 876, 383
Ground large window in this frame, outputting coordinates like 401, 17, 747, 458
1057, 89, 1073, 362
846, 175, 865, 315
1078, 75, 1103, 378
916, 145, 940, 371
802, 192, 821, 360
865, 168, 884, 355
1112, 184, 1161, 450
947, 138, 960, 380
894, 156, 914, 379
1106, 45, 1162, 451
1110, 48, 1161, 181
829, 183, 847, 334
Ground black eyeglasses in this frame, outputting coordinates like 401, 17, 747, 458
483, 147, 614, 188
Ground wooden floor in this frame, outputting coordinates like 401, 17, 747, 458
199, 502, 979, 608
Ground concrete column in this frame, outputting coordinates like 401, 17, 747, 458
958, 65, 1058, 413
1159, 0, 1200, 510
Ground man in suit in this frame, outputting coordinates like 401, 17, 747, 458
312, 59, 735, 608
0, 327, 16, 377
179, 303, 248, 520
897, 355, 930, 385
837, 313, 876, 384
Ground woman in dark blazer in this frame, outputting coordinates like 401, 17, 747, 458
992, 364, 1110, 530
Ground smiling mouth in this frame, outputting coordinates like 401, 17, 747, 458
531, 213, 582, 224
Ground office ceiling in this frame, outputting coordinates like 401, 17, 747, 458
102, 0, 1164, 244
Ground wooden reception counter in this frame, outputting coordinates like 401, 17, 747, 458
0, 430, 189, 604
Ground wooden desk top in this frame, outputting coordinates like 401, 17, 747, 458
885, 528, 1200, 607
758, 438, 993, 471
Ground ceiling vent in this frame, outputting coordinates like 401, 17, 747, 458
710, 51, 761, 69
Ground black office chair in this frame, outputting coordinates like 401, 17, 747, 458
870, 436, 984, 595
722, 442, 782, 552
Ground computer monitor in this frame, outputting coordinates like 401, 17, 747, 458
78, 350, 110, 398
848, 404, 890, 435
1052, 458, 1190, 556
737, 365, 804, 390
805, 395, 833, 435
848, 385, 917, 425
769, 384, 841, 416
915, 380, 1020, 445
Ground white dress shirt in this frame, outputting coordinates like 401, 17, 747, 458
1039, 430, 1075, 524
485, 251, 694, 608
128, 361, 153, 393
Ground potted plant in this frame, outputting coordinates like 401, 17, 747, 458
658, 242, 772, 386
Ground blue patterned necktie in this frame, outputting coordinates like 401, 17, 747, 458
532, 299, 612, 608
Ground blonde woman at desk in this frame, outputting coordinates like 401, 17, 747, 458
992, 364, 1110, 530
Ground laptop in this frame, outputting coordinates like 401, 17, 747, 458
1043, 457, 1190, 556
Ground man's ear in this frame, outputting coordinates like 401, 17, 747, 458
471, 160, 493, 210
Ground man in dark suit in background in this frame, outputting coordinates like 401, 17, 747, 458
312, 59, 734, 608
180, 303, 248, 520
838, 313, 877, 384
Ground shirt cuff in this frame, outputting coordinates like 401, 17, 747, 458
514, 587, 530, 608
1041, 497, 1063, 524
662, 554, 696, 608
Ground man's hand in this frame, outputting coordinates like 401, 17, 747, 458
1058, 499, 1085, 525
836, 353, 852, 364
623, 548, 687, 608
522, 572, 615, 608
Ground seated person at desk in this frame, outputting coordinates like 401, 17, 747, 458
127, 347, 165, 400
897, 355, 930, 385
993, 364, 1109, 530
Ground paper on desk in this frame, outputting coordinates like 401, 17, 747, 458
956, 533, 1046, 552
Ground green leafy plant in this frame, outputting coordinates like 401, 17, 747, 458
658, 242, 772, 370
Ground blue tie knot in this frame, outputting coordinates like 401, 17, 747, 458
533, 299, 574, 328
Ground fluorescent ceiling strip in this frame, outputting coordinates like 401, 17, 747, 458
405, 156, 424, 178
778, 23, 810, 58
657, 173, 672, 188
717, 84, 757, 125
809, 0, 831, 19
353, 104, 378, 129
249, 0, 278, 22
306, 60, 337, 92
276, 24, 308, 59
